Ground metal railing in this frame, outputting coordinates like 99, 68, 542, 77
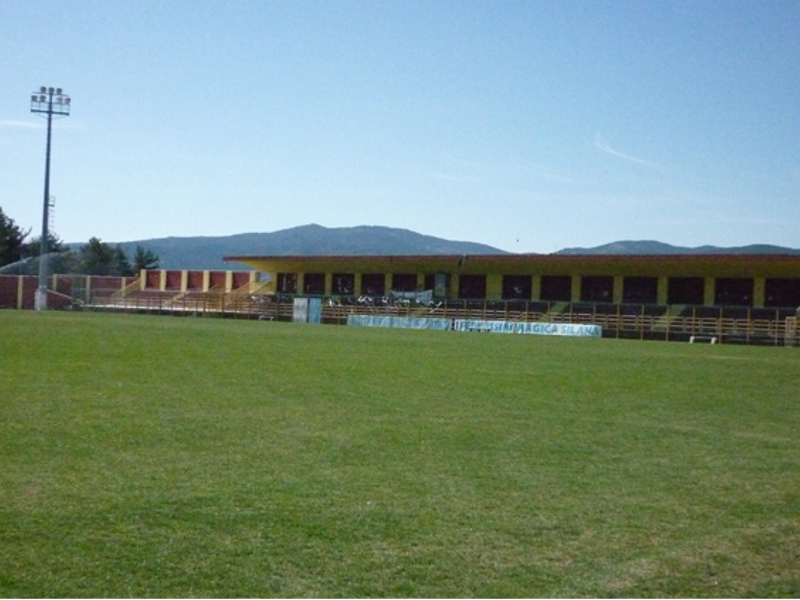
69, 291, 800, 346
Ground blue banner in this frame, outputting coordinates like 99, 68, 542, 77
346, 315, 600, 337
347, 315, 452, 330
453, 320, 602, 337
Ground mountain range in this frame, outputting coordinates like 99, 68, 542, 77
555, 240, 800, 256
102, 224, 799, 271
112, 224, 506, 271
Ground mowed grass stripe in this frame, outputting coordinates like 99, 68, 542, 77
1, 311, 799, 597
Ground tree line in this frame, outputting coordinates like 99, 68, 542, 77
0, 206, 159, 276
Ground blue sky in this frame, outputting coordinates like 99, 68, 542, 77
2, 0, 799, 253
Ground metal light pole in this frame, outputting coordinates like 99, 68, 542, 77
30, 86, 70, 310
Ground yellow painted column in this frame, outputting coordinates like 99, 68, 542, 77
324, 273, 333, 296
753, 277, 765, 308
657, 276, 669, 305
486, 274, 503, 301
159, 270, 167, 291
612, 276, 624, 304
139, 270, 147, 289
571, 275, 581, 302
384, 273, 392, 294
451, 274, 460, 299
225, 271, 234, 293
296, 273, 305, 295
180, 270, 189, 292
202, 271, 211, 292
703, 277, 715, 306
416, 273, 425, 291
354, 273, 362, 296
16, 275, 24, 309
531, 275, 541, 301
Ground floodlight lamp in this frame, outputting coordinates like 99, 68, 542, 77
56, 88, 62, 95
31, 95, 37, 102
39, 95, 46, 102
48, 87, 54, 94
40, 86, 46, 93
64, 97, 71, 105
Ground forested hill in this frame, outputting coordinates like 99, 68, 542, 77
94, 226, 798, 271
555, 240, 800, 256
111, 224, 508, 271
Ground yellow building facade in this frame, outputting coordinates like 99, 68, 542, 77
224, 254, 800, 309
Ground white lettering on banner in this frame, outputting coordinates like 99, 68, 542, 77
346, 315, 601, 337
453, 320, 601, 337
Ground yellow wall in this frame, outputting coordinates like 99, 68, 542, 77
225, 254, 800, 307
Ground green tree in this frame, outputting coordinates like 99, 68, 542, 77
0, 207, 29, 267
18, 232, 79, 275
22, 232, 65, 259
111, 245, 134, 276
132, 245, 160, 272
79, 237, 116, 275
50, 249, 82, 275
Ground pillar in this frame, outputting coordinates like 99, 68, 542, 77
612, 276, 624, 304
570, 275, 581, 302
486, 274, 503, 301
753, 277, 766, 308
704, 277, 715, 306
657, 276, 668, 305
16, 275, 24, 309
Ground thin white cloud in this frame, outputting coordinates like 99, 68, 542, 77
594, 132, 661, 169
0, 119, 42, 129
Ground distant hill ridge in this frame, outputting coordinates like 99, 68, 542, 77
555, 240, 800, 256
110, 224, 508, 271
87, 225, 798, 270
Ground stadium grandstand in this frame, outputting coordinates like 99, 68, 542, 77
1, 253, 799, 345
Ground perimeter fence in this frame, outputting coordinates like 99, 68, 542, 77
86, 291, 797, 347
1, 274, 796, 346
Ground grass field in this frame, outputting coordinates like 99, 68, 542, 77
1, 311, 799, 598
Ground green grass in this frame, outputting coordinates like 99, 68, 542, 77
1, 310, 799, 597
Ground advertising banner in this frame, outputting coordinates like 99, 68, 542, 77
347, 315, 452, 330
453, 319, 602, 337
346, 315, 600, 337
308, 297, 322, 324
292, 297, 308, 323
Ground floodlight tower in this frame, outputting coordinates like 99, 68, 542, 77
30, 86, 71, 310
